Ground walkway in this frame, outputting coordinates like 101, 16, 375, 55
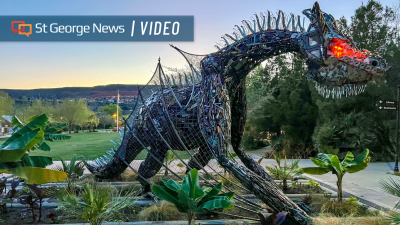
249, 152, 400, 211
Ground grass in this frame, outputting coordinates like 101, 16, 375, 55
0, 130, 193, 161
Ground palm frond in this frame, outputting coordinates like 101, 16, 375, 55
379, 177, 400, 198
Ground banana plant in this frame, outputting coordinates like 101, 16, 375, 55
301, 149, 370, 201
152, 169, 235, 225
0, 114, 67, 185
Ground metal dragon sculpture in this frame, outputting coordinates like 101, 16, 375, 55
85, 2, 389, 224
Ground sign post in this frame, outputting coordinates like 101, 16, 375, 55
376, 90, 399, 172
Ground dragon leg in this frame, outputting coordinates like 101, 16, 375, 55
199, 73, 312, 225
229, 80, 275, 182
137, 143, 169, 194
186, 147, 214, 173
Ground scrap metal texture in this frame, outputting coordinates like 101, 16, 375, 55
85, 2, 389, 225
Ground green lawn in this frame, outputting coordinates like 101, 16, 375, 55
0, 131, 193, 161
0, 131, 120, 160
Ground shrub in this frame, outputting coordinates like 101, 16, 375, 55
58, 183, 137, 225
265, 154, 302, 190
321, 200, 359, 217
152, 169, 235, 225
139, 201, 185, 221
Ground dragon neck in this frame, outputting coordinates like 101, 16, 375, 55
201, 29, 304, 88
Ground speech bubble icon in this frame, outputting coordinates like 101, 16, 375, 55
11, 21, 25, 34
18, 24, 32, 37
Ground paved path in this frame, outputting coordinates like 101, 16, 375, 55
249, 153, 400, 211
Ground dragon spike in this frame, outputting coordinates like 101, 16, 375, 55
253, 19, 257, 33
235, 25, 247, 38
255, 13, 262, 31
261, 13, 266, 30
276, 11, 281, 30
233, 32, 239, 40
291, 14, 295, 31
225, 34, 237, 42
179, 74, 183, 87
267, 11, 272, 30
302, 17, 305, 31
286, 14, 292, 31
184, 73, 190, 86
280, 10, 286, 30
243, 20, 255, 34
171, 76, 177, 86
222, 36, 230, 46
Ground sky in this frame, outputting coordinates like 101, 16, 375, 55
0, 0, 398, 90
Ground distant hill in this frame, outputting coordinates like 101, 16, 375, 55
1, 84, 145, 99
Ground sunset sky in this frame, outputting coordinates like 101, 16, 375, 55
0, 0, 397, 89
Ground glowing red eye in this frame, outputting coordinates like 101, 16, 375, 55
328, 38, 367, 60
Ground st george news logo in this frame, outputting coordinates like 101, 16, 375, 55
11, 21, 32, 37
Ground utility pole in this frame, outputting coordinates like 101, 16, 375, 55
395, 85, 400, 172
117, 89, 119, 132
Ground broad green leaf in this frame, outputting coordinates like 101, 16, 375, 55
45, 124, 67, 134
44, 134, 71, 141
178, 189, 196, 212
317, 153, 333, 163
342, 152, 354, 165
347, 149, 369, 166
8, 167, 67, 184
152, 185, 180, 206
202, 183, 222, 200
310, 157, 330, 168
0, 128, 40, 162
302, 167, 330, 175
198, 183, 223, 206
25, 129, 44, 150
187, 169, 204, 200
330, 155, 343, 174
181, 176, 190, 197
217, 192, 235, 200
21, 156, 53, 168
347, 161, 369, 173
0, 114, 48, 149
196, 197, 234, 213
161, 178, 181, 192
0, 156, 52, 170
38, 142, 51, 151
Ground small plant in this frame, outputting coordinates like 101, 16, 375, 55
58, 183, 137, 225
346, 196, 359, 207
291, 181, 297, 188
321, 200, 359, 216
55, 155, 84, 179
139, 201, 184, 221
265, 154, 302, 190
379, 176, 400, 223
302, 149, 370, 201
307, 179, 320, 189
164, 150, 178, 176
152, 169, 235, 225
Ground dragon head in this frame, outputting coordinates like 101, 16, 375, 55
299, 2, 389, 98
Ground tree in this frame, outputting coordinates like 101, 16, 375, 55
23, 99, 54, 123
302, 149, 371, 201
245, 54, 318, 154
53, 99, 91, 134
0, 91, 14, 116
86, 111, 100, 132
98, 104, 122, 118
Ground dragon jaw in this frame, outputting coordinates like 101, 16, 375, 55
300, 2, 389, 98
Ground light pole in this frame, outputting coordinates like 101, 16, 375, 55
395, 85, 400, 172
